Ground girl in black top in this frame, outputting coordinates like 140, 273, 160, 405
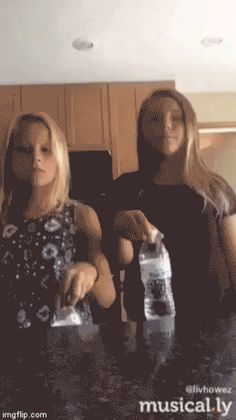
110, 89, 236, 331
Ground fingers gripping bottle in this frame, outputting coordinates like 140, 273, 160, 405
139, 229, 175, 322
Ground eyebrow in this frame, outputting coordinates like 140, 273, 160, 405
171, 109, 182, 114
13, 140, 51, 148
148, 109, 182, 116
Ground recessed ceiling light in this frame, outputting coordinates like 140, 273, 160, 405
72, 38, 94, 51
201, 36, 223, 47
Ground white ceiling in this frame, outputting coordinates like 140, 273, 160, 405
1, 0, 236, 92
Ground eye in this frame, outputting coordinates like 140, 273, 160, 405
41, 146, 51, 153
151, 115, 162, 123
14, 146, 32, 154
172, 114, 183, 123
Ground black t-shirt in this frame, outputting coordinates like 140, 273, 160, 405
107, 171, 236, 322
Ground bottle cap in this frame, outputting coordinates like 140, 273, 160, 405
149, 228, 164, 244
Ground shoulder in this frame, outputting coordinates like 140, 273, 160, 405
227, 189, 236, 216
66, 199, 87, 212
109, 171, 144, 210
112, 171, 142, 189
221, 180, 236, 216
206, 176, 236, 218
67, 199, 101, 235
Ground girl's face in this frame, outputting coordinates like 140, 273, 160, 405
11, 121, 58, 187
141, 96, 186, 156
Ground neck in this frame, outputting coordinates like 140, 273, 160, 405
25, 185, 57, 217
153, 152, 185, 185
9, 182, 57, 220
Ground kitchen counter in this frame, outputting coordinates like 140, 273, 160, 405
1, 313, 235, 419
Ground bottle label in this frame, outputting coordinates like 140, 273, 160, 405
51, 302, 92, 327
139, 242, 175, 320
140, 260, 172, 283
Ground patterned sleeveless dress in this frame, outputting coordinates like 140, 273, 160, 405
0, 201, 80, 332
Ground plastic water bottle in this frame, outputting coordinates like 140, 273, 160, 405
51, 299, 99, 342
139, 229, 175, 340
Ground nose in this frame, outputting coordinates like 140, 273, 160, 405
164, 115, 172, 133
32, 148, 42, 164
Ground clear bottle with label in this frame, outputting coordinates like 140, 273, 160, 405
139, 229, 175, 339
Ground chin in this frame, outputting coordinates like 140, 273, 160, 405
164, 145, 184, 156
163, 149, 177, 156
31, 180, 52, 188
32, 175, 54, 187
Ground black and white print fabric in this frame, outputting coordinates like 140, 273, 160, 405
0, 203, 78, 330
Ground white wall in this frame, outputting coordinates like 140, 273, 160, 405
200, 133, 236, 191
184, 92, 236, 123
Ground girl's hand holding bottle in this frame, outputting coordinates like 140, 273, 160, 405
61, 262, 98, 307
114, 210, 158, 243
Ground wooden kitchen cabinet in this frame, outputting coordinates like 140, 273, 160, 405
108, 84, 138, 178
65, 84, 110, 151
20, 85, 66, 133
108, 81, 175, 178
0, 81, 176, 183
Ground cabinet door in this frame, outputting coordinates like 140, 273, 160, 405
108, 84, 138, 178
65, 84, 110, 151
20, 85, 66, 133
108, 81, 175, 178
0, 86, 21, 192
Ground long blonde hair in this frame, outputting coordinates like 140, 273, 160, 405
2, 112, 70, 216
137, 89, 232, 218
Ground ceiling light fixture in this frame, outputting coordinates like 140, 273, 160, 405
72, 38, 94, 51
201, 36, 223, 47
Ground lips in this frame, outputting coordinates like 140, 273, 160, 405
33, 167, 45, 173
164, 136, 177, 140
